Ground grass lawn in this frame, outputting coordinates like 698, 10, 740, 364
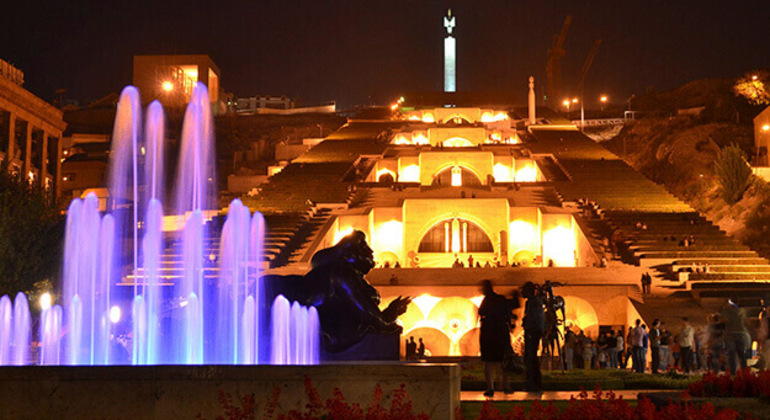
460, 398, 770, 419
459, 359, 698, 390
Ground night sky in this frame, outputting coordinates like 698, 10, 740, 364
2, 0, 769, 108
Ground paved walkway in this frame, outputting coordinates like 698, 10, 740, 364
461, 389, 678, 401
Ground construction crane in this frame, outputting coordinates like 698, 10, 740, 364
575, 39, 602, 97
545, 15, 572, 108
577, 39, 602, 131
576, 39, 602, 129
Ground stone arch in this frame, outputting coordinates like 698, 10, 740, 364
417, 218, 494, 254
376, 251, 400, 267
459, 328, 480, 356
562, 295, 599, 339
415, 213, 497, 255
432, 162, 483, 185
376, 168, 396, 183
441, 114, 474, 124
404, 327, 450, 357
442, 137, 475, 147
431, 165, 482, 186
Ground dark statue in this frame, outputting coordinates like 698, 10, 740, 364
262, 230, 410, 354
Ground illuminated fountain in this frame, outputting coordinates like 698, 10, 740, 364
0, 84, 318, 366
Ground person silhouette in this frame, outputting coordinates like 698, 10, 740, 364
522, 281, 544, 393
405, 336, 417, 360
478, 280, 514, 397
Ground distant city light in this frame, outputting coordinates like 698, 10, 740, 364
753, 75, 759, 81
763, 124, 770, 132
161, 81, 174, 92
600, 95, 608, 103
109, 306, 122, 324
39, 292, 52, 310
572, 98, 578, 104
562, 99, 570, 107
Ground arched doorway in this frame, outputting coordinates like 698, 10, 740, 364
561, 296, 599, 338
418, 218, 493, 254
432, 166, 481, 187
442, 115, 473, 125
442, 137, 474, 147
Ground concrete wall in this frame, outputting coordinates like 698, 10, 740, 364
275, 143, 309, 161
0, 364, 460, 420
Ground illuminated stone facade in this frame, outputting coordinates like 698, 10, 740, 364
254, 101, 752, 357
277, 109, 621, 356
0, 60, 66, 197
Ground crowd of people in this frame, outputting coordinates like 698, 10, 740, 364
476, 284, 767, 398
560, 298, 757, 375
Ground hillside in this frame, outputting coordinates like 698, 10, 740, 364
603, 77, 770, 257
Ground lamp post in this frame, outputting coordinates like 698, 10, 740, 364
600, 95, 608, 112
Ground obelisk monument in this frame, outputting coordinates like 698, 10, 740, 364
444, 10, 456, 93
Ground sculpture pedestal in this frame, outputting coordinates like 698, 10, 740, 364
322, 332, 400, 361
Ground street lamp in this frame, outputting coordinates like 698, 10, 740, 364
600, 95, 608, 111
562, 99, 571, 112
39, 292, 52, 310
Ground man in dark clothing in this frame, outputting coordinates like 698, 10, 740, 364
478, 280, 513, 397
650, 319, 662, 374
405, 336, 416, 360
521, 281, 545, 393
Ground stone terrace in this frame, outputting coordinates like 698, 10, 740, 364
529, 128, 770, 308
240, 130, 392, 267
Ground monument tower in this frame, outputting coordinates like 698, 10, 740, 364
443, 9, 456, 93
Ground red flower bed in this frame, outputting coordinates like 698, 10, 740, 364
458, 385, 743, 420
200, 375, 429, 420
689, 369, 770, 399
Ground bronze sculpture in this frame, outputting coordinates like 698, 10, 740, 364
263, 230, 410, 354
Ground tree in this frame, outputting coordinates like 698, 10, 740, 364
714, 143, 753, 204
0, 164, 63, 297
733, 70, 770, 106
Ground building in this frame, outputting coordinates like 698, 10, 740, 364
0, 58, 66, 197
231, 95, 293, 113
132, 55, 221, 110
751, 106, 770, 181
236, 91, 770, 357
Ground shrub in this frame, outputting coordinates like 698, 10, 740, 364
714, 143, 752, 204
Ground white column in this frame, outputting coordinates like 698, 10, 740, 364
444, 37, 456, 93
528, 76, 536, 124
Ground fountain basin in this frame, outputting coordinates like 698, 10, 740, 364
0, 363, 460, 419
